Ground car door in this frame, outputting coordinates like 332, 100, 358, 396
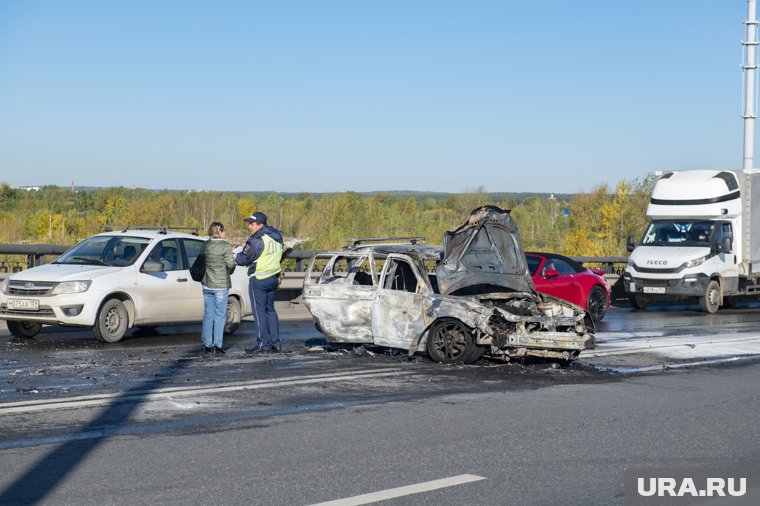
136, 238, 189, 323
302, 253, 378, 343
371, 255, 429, 350
182, 238, 206, 321
538, 257, 584, 306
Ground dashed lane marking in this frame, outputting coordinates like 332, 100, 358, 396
309, 474, 487, 506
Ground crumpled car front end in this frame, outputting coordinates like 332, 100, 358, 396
475, 293, 594, 360
432, 206, 594, 360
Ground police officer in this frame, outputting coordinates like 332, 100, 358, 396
236, 211, 285, 353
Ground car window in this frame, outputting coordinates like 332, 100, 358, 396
317, 255, 376, 285
146, 239, 183, 271
183, 239, 206, 268
526, 255, 541, 276
543, 258, 575, 276
382, 259, 418, 293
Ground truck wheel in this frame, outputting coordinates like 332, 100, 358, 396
7, 321, 42, 338
699, 280, 720, 314
224, 297, 241, 334
587, 285, 608, 321
426, 318, 476, 364
629, 294, 649, 310
92, 299, 128, 343
722, 296, 740, 308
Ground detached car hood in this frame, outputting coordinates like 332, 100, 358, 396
9, 263, 124, 282
436, 205, 535, 296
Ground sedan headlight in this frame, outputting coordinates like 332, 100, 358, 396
51, 281, 92, 295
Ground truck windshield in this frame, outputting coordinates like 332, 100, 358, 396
641, 220, 713, 247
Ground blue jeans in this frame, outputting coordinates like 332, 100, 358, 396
202, 288, 229, 348
249, 275, 280, 350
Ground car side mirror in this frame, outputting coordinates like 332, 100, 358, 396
626, 235, 636, 253
544, 269, 559, 279
720, 236, 733, 254
141, 260, 164, 273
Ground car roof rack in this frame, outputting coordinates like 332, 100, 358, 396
102, 225, 201, 235
347, 236, 426, 247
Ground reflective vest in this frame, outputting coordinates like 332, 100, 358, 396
252, 234, 283, 279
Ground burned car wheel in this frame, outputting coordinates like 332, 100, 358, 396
463, 341, 486, 363
426, 318, 478, 364
7, 320, 42, 339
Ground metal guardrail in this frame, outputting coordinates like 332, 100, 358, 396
0, 244, 316, 273
0, 244, 71, 271
0, 243, 629, 273
0, 243, 628, 302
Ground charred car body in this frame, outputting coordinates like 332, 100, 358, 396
302, 206, 594, 363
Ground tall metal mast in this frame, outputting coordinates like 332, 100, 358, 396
743, 0, 758, 171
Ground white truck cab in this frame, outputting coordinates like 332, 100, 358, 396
623, 169, 760, 313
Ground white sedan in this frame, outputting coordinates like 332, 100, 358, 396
0, 229, 251, 342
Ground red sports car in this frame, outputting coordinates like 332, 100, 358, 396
525, 252, 611, 321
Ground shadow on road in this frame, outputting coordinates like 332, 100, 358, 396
0, 350, 198, 505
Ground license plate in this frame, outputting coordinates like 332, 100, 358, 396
7, 298, 39, 310
643, 286, 666, 294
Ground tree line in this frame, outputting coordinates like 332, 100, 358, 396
0, 176, 655, 257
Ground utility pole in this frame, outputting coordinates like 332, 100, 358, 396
743, 0, 758, 171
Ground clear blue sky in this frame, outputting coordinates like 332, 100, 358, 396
0, 1, 751, 193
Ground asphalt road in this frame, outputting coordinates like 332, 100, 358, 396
1, 303, 760, 505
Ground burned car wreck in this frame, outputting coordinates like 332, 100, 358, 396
302, 206, 595, 363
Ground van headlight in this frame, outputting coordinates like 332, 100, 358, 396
0, 277, 8, 294
51, 281, 92, 295
684, 255, 708, 269
627, 258, 637, 268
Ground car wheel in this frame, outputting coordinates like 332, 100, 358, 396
426, 318, 477, 364
463, 341, 486, 363
699, 280, 720, 314
7, 320, 42, 338
587, 285, 608, 321
92, 299, 129, 343
629, 294, 649, 310
224, 297, 241, 334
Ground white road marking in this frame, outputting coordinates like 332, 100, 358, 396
593, 355, 759, 374
583, 332, 760, 359
0, 368, 412, 415
309, 474, 486, 506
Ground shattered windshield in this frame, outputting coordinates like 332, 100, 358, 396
55, 236, 151, 267
641, 220, 713, 247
